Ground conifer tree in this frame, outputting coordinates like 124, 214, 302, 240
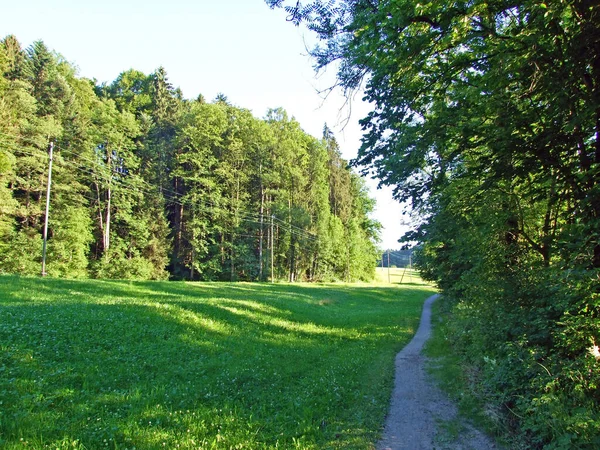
0, 34, 380, 283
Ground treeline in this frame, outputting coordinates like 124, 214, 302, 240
267, 0, 600, 446
0, 36, 380, 281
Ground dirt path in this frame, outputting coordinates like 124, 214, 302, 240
378, 294, 498, 450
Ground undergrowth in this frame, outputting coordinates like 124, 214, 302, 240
425, 292, 600, 449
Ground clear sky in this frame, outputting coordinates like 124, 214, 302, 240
1, 0, 409, 249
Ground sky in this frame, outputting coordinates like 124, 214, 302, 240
1, 0, 409, 249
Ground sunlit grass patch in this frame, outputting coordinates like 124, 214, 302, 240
374, 267, 431, 286
0, 275, 436, 449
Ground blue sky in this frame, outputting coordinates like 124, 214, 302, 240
1, 0, 408, 249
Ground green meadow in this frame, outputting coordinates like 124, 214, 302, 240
373, 267, 425, 285
0, 276, 435, 449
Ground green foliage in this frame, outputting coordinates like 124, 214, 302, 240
46, 205, 93, 278
0, 275, 436, 449
424, 296, 506, 444
0, 149, 16, 250
0, 34, 380, 282
267, 0, 600, 446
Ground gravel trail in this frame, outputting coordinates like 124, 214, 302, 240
377, 294, 498, 450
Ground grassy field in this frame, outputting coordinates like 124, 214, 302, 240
373, 267, 427, 285
0, 275, 436, 449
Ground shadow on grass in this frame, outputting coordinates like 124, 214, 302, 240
0, 275, 436, 449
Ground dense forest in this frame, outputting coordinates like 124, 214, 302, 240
267, 0, 600, 447
0, 35, 380, 282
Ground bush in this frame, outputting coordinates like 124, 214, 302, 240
430, 262, 600, 448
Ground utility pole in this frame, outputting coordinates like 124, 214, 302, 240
270, 214, 274, 283
104, 147, 112, 253
387, 249, 391, 283
258, 163, 264, 281
41, 141, 54, 277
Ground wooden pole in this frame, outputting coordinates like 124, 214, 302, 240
387, 249, 391, 283
41, 141, 54, 276
271, 214, 274, 283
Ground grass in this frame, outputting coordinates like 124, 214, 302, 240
0, 275, 436, 449
424, 296, 505, 448
373, 267, 428, 286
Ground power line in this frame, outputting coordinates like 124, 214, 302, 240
5, 139, 320, 243
2, 134, 320, 242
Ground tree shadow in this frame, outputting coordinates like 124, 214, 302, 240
0, 275, 435, 449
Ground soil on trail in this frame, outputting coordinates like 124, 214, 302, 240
377, 294, 498, 450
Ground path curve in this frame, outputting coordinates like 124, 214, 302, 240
378, 294, 497, 450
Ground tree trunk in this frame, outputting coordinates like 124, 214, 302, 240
104, 187, 111, 253
289, 238, 296, 283
174, 176, 184, 258
190, 231, 195, 281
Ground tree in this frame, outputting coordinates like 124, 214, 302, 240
101, 69, 153, 116
246, 119, 276, 280
172, 101, 228, 279
0, 38, 65, 274
267, 0, 600, 445
0, 41, 18, 263
324, 124, 352, 223
2, 35, 26, 81
0, 33, 381, 285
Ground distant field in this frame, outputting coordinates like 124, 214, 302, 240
0, 276, 436, 449
374, 267, 429, 285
